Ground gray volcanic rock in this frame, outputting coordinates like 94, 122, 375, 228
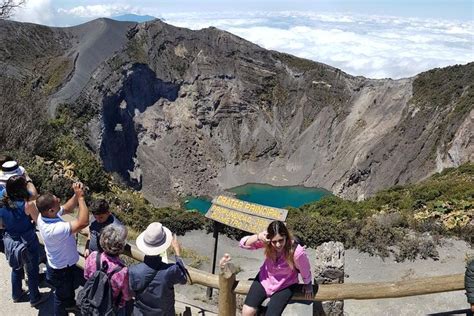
0, 18, 472, 206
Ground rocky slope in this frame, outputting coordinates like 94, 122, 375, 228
0, 18, 472, 206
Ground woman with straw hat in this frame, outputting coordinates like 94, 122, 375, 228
129, 222, 189, 316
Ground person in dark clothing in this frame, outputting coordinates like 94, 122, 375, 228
129, 222, 188, 316
0, 154, 13, 254
84, 199, 123, 258
466, 258, 474, 313
0, 175, 49, 307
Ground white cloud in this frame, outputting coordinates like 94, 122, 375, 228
57, 4, 134, 18
162, 11, 474, 79
13, 0, 54, 25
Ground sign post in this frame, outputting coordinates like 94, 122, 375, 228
206, 220, 220, 298
205, 195, 288, 298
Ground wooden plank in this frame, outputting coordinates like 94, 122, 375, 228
234, 274, 464, 300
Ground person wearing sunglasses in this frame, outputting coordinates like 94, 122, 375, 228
240, 220, 313, 316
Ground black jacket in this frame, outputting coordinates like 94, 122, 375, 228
466, 259, 474, 304
128, 255, 187, 316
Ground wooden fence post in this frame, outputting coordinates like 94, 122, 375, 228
218, 262, 237, 316
314, 241, 345, 316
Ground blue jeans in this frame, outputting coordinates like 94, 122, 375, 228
46, 265, 78, 316
6, 230, 41, 304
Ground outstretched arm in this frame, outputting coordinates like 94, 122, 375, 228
25, 173, 38, 201
295, 246, 313, 299
25, 200, 39, 223
68, 183, 89, 234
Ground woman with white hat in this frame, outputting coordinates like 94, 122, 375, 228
0, 175, 49, 307
0, 161, 37, 198
129, 222, 189, 316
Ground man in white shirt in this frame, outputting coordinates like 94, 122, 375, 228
36, 182, 89, 316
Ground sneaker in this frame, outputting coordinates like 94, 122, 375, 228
30, 292, 50, 308
13, 290, 29, 303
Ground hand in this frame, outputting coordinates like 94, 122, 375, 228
72, 182, 85, 198
24, 172, 32, 182
471, 303, 474, 313
171, 234, 181, 257
303, 283, 313, 300
219, 253, 231, 269
257, 231, 268, 243
84, 249, 90, 258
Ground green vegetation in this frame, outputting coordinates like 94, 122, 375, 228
276, 53, 318, 72
126, 35, 148, 64
410, 63, 474, 157
44, 57, 74, 94
410, 63, 473, 111
287, 163, 473, 261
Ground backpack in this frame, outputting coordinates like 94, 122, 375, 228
77, 252, 124, 316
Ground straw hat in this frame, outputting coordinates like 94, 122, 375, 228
136, 222, 173, 256
0, 161, 25, 182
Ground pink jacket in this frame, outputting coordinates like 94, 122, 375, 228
240, 236, 312, 296
84, 251, 133, 308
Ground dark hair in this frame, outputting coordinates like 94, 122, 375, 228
36, 193, 56, 213
90, 199, 109, 215
264, 220, 295, 270
0, 154, 13, 166
0, 175, 29, 209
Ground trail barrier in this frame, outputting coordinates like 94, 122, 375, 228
38, 215, 465, 316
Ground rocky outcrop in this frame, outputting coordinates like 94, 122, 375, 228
1, 18, 472, 206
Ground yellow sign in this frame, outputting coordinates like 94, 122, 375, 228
205, 195, 288, 234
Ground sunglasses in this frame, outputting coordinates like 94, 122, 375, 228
270, 237, 286, 245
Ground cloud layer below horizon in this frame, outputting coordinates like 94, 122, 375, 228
163, 11, 473, 79
14, 4, 474, 79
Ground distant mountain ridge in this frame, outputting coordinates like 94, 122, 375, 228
0, 18, 472, 206
111, 14, 157, 23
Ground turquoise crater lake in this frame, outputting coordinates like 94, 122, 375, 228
184, 183, 331, 214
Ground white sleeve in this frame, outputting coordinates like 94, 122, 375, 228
57, 207, 65, 217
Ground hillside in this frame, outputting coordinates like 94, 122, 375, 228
0, 18, 472, 207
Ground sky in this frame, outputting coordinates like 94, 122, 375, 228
11, 0, 474, 79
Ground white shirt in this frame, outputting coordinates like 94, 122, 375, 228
37, 208, 79, 269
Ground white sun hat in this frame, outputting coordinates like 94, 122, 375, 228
0, 161, 26, 183
136, 222, 173, 256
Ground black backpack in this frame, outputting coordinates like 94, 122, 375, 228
77, 252, 124, 316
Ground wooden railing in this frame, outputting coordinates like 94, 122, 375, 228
38, 216, 465, 316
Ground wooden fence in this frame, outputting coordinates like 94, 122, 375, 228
40, 216, 465, 315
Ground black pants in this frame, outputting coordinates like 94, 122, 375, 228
244, 277, 298, 316
46, 264, 79, 316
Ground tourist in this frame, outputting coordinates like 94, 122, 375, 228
0, 175, 49, 307
466, 258, 474, 313
0, 160, 37, 197
83, 224, 132, 314
36, 182, 89, 316
0, 159, 36, 254
240, 220, 313, 316
129, 222, 189, 316
0, 154, 13, 253
84, 198, 123, 258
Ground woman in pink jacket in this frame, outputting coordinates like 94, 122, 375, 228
240, 220, 313, 316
